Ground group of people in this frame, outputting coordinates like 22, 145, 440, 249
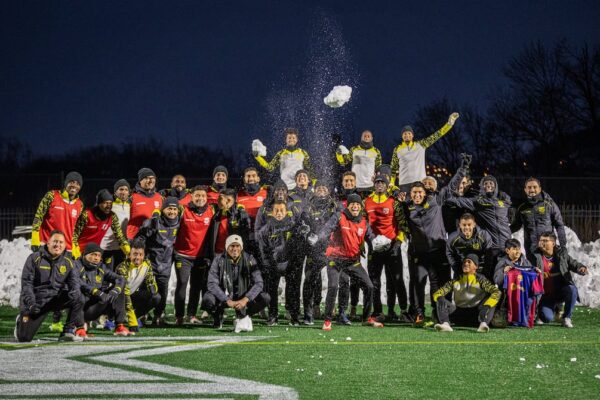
16, 112, 590, 342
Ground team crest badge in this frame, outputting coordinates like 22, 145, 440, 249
71, 209, 78, 218
154, 201, 160, 208
95, 275, 102, 283
257, 196, 264, 202
473, 243, 481, 250
204, 218, 210, 225
383, 208, 390, 215
498, 200, 504, 207
538, 206, 546, 214
59, 265, 67, 275
357, 228, 364, 236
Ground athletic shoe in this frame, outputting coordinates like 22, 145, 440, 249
534, 318, 544, 326
399, 311, 414, 323
137, 318, 144, 328
289, 316, 300, 327
259, 309, 268, 320
562, 317, 574, 328
129, 326, 139, 335
49, 321, 64, 332
114, 324, 131, 336
153, 316, 165, 327
284, 311, 291, 320
322, 320, 332, 331
75, 328, 88, 340
337, 313, 352, 326
201, 311, 210, 319
312, 305, 322, 319
477, 322, 490, 333
387, 311, 399, 322
59, 331, 84, 342
267, 317, 279, 327
365, 317, 384, 328
175, 317, 184, 326
188, 315, 202, 325
414, 313, 425, 326
104, 319, 115, 331
213, 314, 223, 329
303, 315, 314, 325
434, 322, 453, 332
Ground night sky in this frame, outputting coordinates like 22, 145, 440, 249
1, 1, 599, 155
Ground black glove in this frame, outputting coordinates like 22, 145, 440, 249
459, 153, 472, 169
28, 304, 40, 315
298, 222, 310, 237
30, 245, 40, 252
106, 288, 120, 302
97, 291, 110, 305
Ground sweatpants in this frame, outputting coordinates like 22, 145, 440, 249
153, 267, 172, 318
201, 291, 270, 318
174, 255, 209, 318
265, 262, 303, 319
539, 284, 578, 321
369, 241, 407, 316
436, 297, 495, 326
324, 258, 374, 321
81, 293, 126, 325
16, 291, 84, 342
131, 290, 161, 322
303, 253, 327, 317
408, 248, 451, 315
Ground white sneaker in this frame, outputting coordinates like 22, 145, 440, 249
201, 311, 210, 319
562, 317, 574, 328
59, 332, 84, 342
434, 322, 453, 332
477, 322, 490, 333
233, 318, 241, 333
534, 318, 544, 326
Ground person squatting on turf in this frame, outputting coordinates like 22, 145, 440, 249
202, 235, 270, 331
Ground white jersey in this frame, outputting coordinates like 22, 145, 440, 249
394, 143, 427, 186
351, 147, 379, 189
103, 199, 130, 251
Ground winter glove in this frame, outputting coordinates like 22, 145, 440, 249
27, 304, 41, 315
337, 145, 350, 155
298, 222, 311, 237
71, 245, 81, 260
251, 139, 267, 157
371, 235, 392, 252
97, 291, 110, 305
31, 231, 41, 252
459, 153, 472, 169
307, 233, 319, 246
106, 288, 121, 302
447, 112, 460, 126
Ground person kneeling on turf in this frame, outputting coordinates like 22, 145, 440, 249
76, 243, 131, 337
202, 235, 270, 332
433, 254, 500, 333
16, 230, 86, 342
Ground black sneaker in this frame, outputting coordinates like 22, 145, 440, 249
337, 313, 352, 325
303, 314, 314, 325
212, 313, 223, 329
289, 315, 300, 326
267, 317, 278, 326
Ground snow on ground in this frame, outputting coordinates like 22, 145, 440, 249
1, 227, 599, 308
323, 85, 352, 108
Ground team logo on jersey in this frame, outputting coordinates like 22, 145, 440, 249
154, 201, 160, 208
71, 209, 78, 218
95, 275, 102, 283
473, 243, 481, 250
498, 200, 505, 207
204, 217, 210, 225
257, 196, 264, 202
357, 228, 364, 236
538, 206, 546, 214
382, 208, 390, 215
59, 265, 67, 275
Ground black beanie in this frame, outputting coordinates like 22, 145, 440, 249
295, 169, 309, 179
402, 125, 414, 134
83, 242, 103, 256
273, 179, 288, 191
464, 253, 479, 267
137, 167, 156, 182
376, 164, 392, 177
96, 189, 113, 205
162, 196, 179, 210
374, 174, 390, 185
113, 179, 130, 193
347, 193, 362, 205
213, 165, 229, 178
64, 171, 83, 188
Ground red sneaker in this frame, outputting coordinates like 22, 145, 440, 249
75, 328, 88, 340
322, 320, 332, 331
414, 313, 425, 326
114, 324, 132, 337
366, 317, 384, 328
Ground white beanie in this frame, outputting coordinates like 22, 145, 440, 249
225, 234, 243, 251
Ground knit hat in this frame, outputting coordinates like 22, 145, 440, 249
273, 179, 288, 191
96, 189, 113, 205
64, 171, 83, 188
347, 193, 362, 205
83, 242, 103, 256
373, 174, 389, 185
113, 178, 130, 193
213, 165, 229, 179
464, 253, 479, 267
376, 164, 392, 177
295, 169, 309, 179
162, 196, 179, 210
225, 234, 243, 251
401, 125, 414, 134
137, 167, 156, 182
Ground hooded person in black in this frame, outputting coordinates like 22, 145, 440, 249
207, 188, 252, 260
207, 165, 229, 205
135, 196, 181, 325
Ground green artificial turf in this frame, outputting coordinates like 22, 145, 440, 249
1, 305, 600, 399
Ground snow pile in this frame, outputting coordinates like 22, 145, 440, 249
323, 85, 352, 108
0, 238, 32, 307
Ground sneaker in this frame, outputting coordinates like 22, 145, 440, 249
414, 313, 425, 326
434, 322, 453, 332
59, 331, 84, 342
284, 310, 291, 320
365, 316, 384, 328
104, 319, 115, 331
303, 315, 314, 325
188, 315, 202, 325
534, 318, 545, 326
562, 317, 574, 328
201, 311, 210, 319
49, 321, 64, 332
477, 322, 490, 333
312, 305, 322, 319
259, 309, 268, 320
114, 324, 131, 336
129, 326, 139, 335
399, 310, 414, 323
322, 319, 332, 331
75, 328, 88, 340
137, 318, 144, 328
267, 317, 279, 327
175, 317, 184, 326
213, 314, 223, 329
289, 316, 300, 327
337, 313, 352, 326
153, 316, 165, 327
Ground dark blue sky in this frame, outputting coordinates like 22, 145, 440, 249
1, 1, 599, 155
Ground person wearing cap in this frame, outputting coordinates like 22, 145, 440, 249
309, 193, 386, 330
207, 188, 251, 261
75, 243, 130, 337
31, 171, 85, 252
135, 196, 181, 325
446, 213, 493, 278
257, 200, 308, 326
252, 127, 314, 190
432, 254, 500, 333
336, 130, 382, 193
301, 180, 339, 324
202, 235, 270, 330
127, 167, 163, 240
207, 165, 229, 205
364, 174, 410, 322
160, 174, 192, 206
390, 113, 460, 193
446, 174, 512, 271
104, 179, 131, 269
71, 189, 130, 266
16, 230, 86, 342
173, 185, 216, 325
115, 240, 160, 334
